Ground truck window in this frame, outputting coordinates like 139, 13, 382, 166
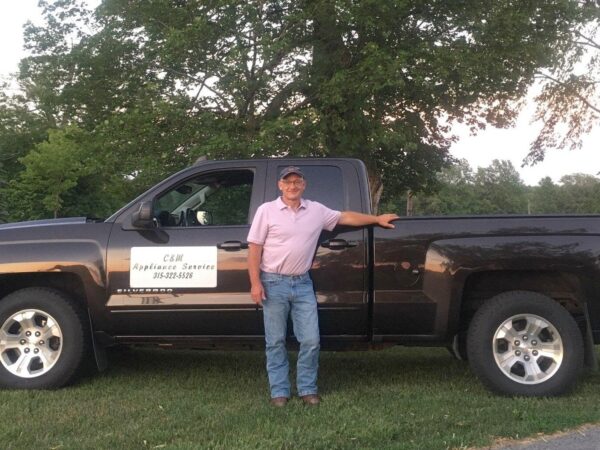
154, 170, 254, 227
278, 165, 344, 211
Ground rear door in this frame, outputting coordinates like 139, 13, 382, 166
264, 159, 369, 339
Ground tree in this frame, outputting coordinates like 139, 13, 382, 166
305, 0, 595, 207
529, 177, 562, 213
0, 86, 54, 222
470, 160, 528, 214
527, 5, 600, 164
4, 126, 122, 220
529, 174, 600, 213
407, 159, 527, 215
410, 163, 600, 215
1, 0, 594, 220
555, 173, 600, 213
0, 161, 7, 223
399, 159, 480, 215
0, 87, 50, 179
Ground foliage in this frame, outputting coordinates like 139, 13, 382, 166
527, 5, 600, 164
529, 176, 563, 214
0, 86, 50, 180
305, 0, 585, 207
201, 184, 253, 226
530, 173, 600, 213
382, 159, 528, 215
0, 162, 7, 223
471, 160, 528, 214
5, 127, 88, 219
382, 159, 600, 216
3, 126, 122, 220
0, 0, 594, 220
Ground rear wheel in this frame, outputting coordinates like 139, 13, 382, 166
0, 288, 87, 389
467, 291, 583, 396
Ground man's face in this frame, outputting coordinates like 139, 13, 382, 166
278, 174, 306, 202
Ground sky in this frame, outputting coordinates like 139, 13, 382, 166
1, 1, 598, 186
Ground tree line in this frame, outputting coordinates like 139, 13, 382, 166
381, 159, 600, 216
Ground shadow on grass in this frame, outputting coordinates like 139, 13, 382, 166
86, 345, 600, 402
5, 346, 600, 450
100, 345, 476, 394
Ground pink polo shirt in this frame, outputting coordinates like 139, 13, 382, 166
247, 197, 341, 276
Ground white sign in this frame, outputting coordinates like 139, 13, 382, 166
130, 246, 217, 288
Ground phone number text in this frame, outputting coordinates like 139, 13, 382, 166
152, 271, 194, 280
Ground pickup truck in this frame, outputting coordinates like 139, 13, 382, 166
0, 158, 596, 396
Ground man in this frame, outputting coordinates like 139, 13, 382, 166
247, 166, 399, 407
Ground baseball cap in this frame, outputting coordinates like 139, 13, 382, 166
279, 166, 304, 179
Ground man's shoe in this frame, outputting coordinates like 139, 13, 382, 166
270, 397, 289, 407
300, 394, 321, 406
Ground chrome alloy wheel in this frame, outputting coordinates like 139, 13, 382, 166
0, 309, 63, 378
493, 313, 563, 385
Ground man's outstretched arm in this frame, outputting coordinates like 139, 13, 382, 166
338, 211, 399, 229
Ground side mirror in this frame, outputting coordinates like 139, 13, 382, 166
131, 202, 156, 229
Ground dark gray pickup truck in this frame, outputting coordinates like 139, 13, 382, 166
0, 158, 597, 396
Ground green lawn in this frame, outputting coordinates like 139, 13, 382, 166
2, 346, 600, 449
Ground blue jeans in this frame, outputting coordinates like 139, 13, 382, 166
261, 272, 320, 398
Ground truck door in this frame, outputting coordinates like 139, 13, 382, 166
263, 160, 369, 339
105, 164, 266, 336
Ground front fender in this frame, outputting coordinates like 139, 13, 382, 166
0, 240, 105, 288
0, 221, 113, 317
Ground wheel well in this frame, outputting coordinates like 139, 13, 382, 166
458, 271, 586, 333
0, 273, 88, 309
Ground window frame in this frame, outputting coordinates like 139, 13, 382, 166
152, 168, 257, 229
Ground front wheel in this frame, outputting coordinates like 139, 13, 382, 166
467, 291, 583, 396
0, 288, 88, 389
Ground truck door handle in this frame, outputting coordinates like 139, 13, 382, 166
217, 241, 249, 251
321, 239, 358, 250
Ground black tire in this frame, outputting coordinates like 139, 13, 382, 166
467, 290, 583, 397
0, 288, 88, 389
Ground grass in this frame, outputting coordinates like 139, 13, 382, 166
2, 346, 600, 449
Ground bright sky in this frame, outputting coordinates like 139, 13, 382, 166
1, 1, 598, 186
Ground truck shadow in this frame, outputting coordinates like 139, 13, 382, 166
99, 345, 476, 394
